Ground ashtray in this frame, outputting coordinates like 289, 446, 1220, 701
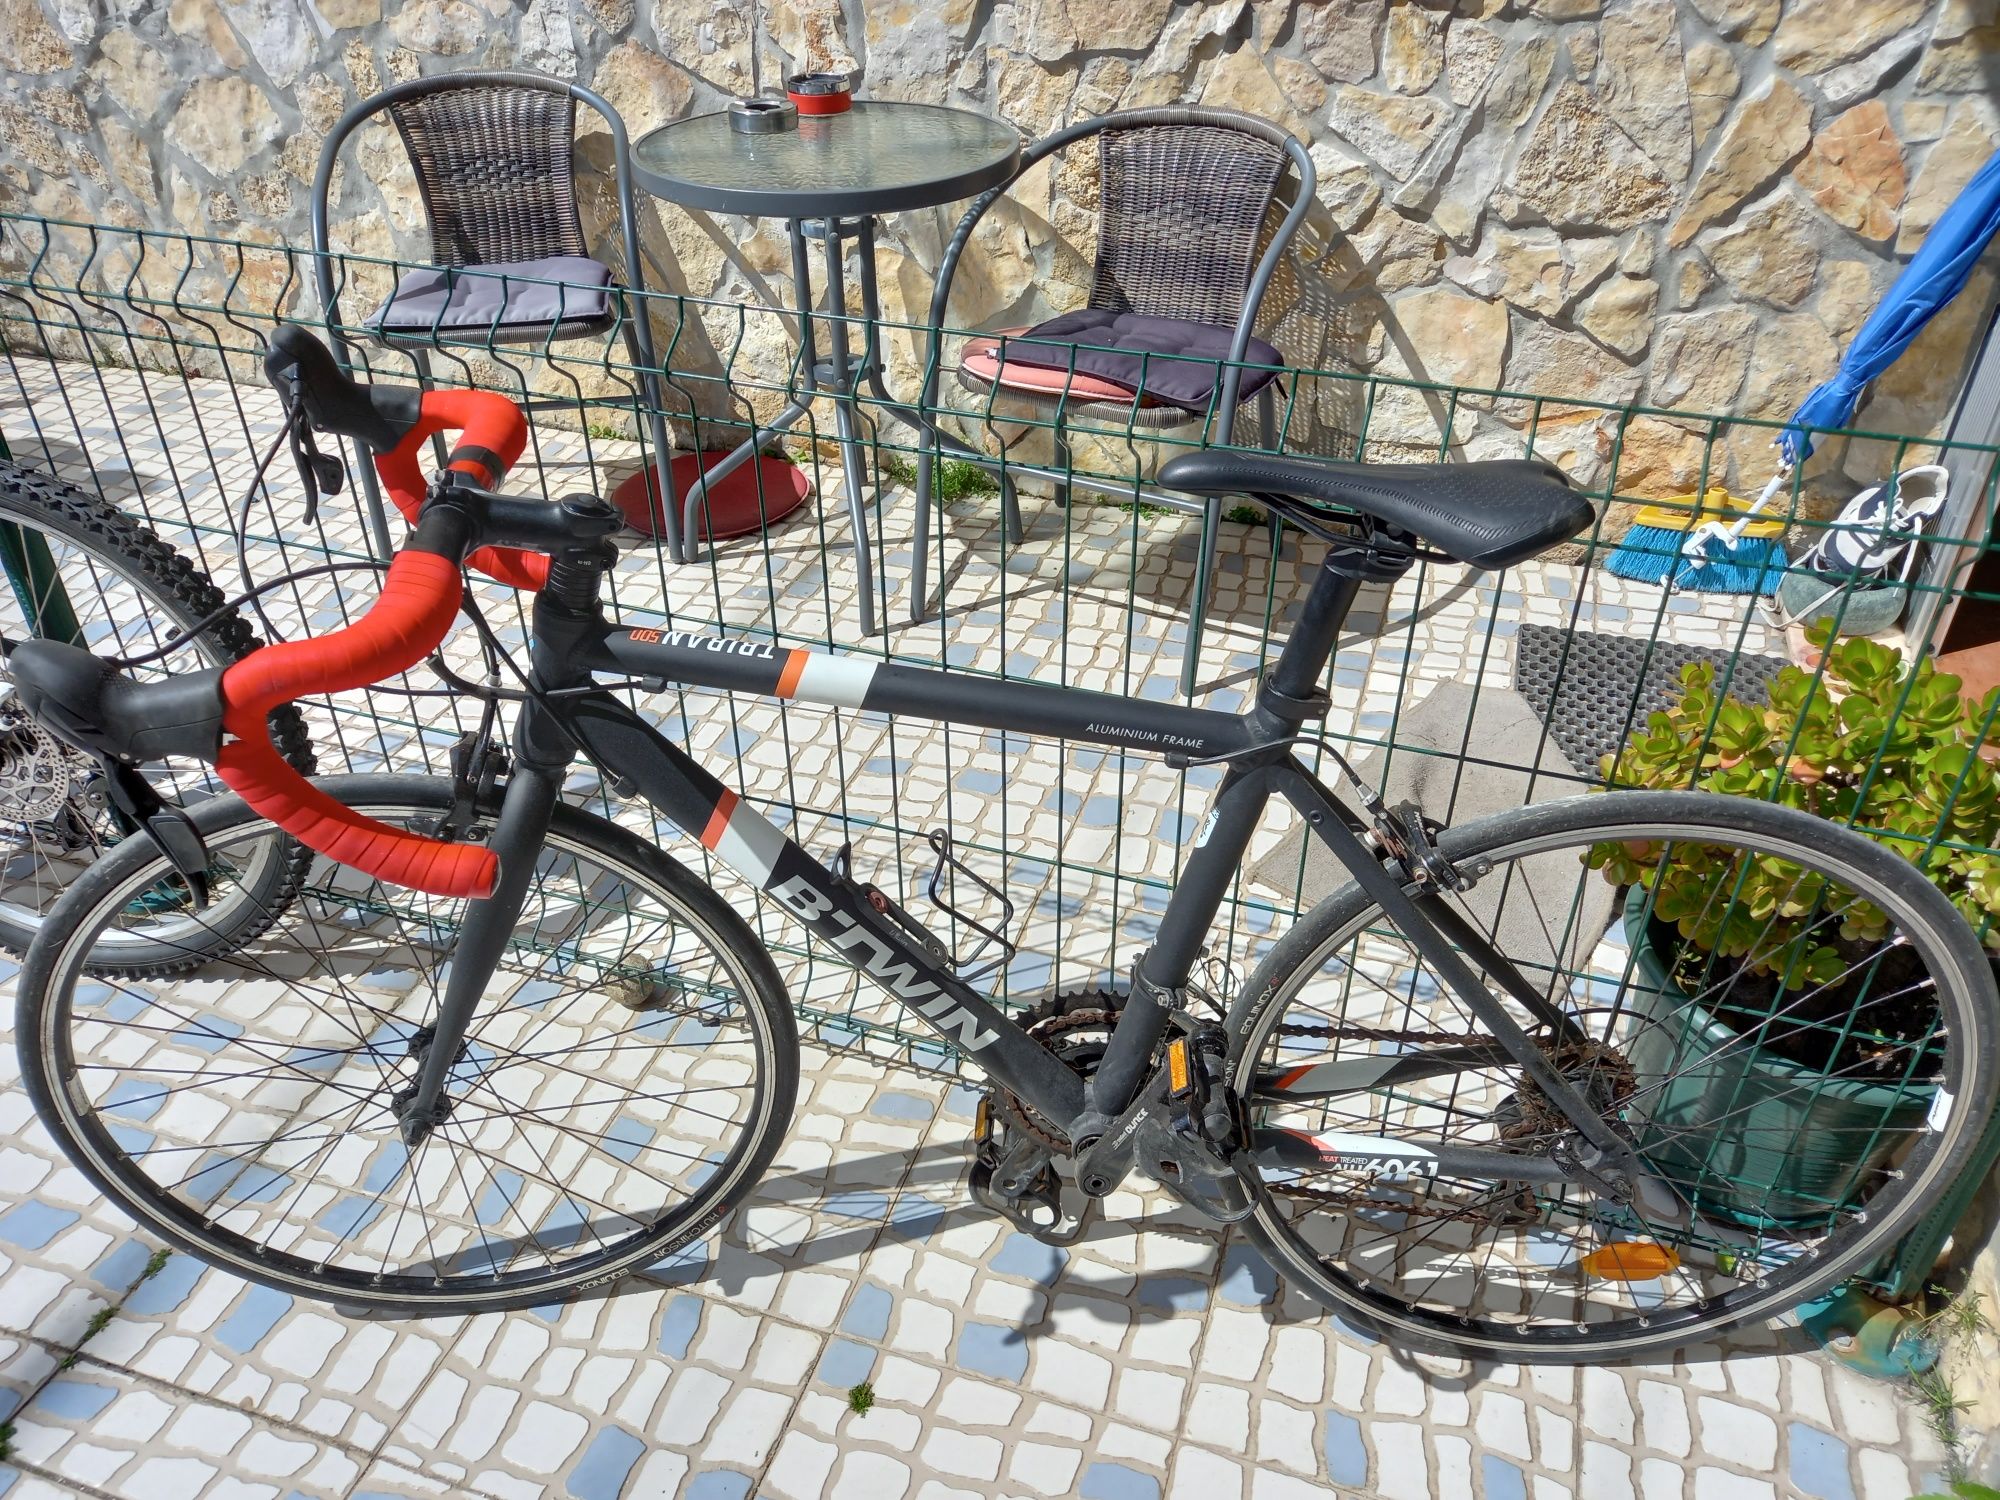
728, 95, 798, 134
786, 71, 852, 114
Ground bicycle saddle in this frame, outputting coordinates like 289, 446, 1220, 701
1159, 451, 1593, 570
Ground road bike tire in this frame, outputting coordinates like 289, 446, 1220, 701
19, 774, 799, 1315
0, 461, 314, 967
1227, 790, 1999, 1363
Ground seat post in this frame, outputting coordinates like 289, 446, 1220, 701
1257, 534, 1414, 730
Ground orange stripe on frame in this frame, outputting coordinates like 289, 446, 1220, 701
775, 649, 809, 699
700, 788, 739, 849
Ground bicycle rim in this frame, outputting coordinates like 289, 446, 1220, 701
1229, 791, 1997, 1361
21, 778, 796, 1312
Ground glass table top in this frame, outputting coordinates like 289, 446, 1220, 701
631, 100, 1022, 219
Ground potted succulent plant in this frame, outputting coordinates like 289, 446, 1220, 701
1589, 628, 2000, 1224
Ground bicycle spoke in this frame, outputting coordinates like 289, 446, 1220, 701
31, 793, 786, 1307
1242, 804, 1977, 1354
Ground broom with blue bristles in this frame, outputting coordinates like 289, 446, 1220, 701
1604, 470, 1791, 593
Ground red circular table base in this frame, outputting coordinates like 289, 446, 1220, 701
610, 453, 814, 543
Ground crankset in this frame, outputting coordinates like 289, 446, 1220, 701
970, 1098, 1093, 1245
983, 980, 1264, 1231
968, 986, 1125, 1245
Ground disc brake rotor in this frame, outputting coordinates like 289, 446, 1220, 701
0, 704, 84, 824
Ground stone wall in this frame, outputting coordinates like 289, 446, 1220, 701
1, 0, 1998, 493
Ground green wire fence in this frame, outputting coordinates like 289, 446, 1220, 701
3, 210, 1999, 1302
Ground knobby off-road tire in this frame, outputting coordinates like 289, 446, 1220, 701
0, 461, 313, 966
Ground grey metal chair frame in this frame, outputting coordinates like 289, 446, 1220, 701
310, 71, 680, 560
908, 107, 1315, 694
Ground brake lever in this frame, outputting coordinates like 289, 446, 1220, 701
100, 758, 211, 909
278, 371, 345, 525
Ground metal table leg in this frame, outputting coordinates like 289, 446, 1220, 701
818, 219, 880, 637
667, 213, 900, 635
677, 220, 825, 567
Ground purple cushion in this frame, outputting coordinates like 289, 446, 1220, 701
996, 309, 1283, 415
369, 255, 614, 339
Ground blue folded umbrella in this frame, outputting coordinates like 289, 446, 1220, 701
1780, 148, 2000, 464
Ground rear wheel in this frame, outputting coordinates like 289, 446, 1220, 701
1228, 791, 1999, 1362
0, 461, 312, 965
18, 775, 798, 1314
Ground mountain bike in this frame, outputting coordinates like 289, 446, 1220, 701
10, 327, 1996, 1362
0, 457, 314, 959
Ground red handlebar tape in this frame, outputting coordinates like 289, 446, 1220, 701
215, 550, 499, 899
375, 389, 549, 592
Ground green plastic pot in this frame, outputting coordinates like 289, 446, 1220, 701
1618, 885, 1935, 1227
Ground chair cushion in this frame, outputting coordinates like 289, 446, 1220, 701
983, 309, 1284, 415
368, 256, 615, 340
960, 329, 1163, 405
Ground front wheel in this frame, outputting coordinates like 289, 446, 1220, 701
18, 775, 798, 1315
1228, 791, 1999, 1363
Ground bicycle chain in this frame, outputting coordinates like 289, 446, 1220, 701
990, 1005, 1634, 1228
1264, 1022, 1634, 1225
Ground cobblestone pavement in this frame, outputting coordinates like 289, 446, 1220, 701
0, 364, 1956, 1498
0, 1030, 1958, 1500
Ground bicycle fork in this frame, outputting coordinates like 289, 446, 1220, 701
395, 703, 572, 1147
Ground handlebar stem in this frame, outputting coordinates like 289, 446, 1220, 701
420, 479, 626, 557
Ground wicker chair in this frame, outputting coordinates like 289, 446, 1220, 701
909, 107, 1314, 692
311, 72, 680, 558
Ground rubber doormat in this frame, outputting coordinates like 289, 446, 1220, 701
1512, 623, 1791, 776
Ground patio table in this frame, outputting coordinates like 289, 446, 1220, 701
632, 101, 1022, 634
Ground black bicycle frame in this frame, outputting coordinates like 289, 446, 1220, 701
412, 524, 1634, 1184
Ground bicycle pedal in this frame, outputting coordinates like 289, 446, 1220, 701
970, 1159, 1095, 1246
1143, 1144, 1260, 1225
1134, 1077, 1260, 1227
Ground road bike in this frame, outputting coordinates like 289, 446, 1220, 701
10, 326, 1996, 1362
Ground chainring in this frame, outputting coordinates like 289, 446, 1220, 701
991, 986, 1126, 1152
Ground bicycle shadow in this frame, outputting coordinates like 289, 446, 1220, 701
0, 429, 150, 507
379, 1133, 1818, 1367
380, 1136, 1240, 1335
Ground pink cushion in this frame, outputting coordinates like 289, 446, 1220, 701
959, 329, 1156, 405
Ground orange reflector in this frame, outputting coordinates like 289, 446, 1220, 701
1167, 1038, 1192, 1094
1580, 1242, 1680, 1281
